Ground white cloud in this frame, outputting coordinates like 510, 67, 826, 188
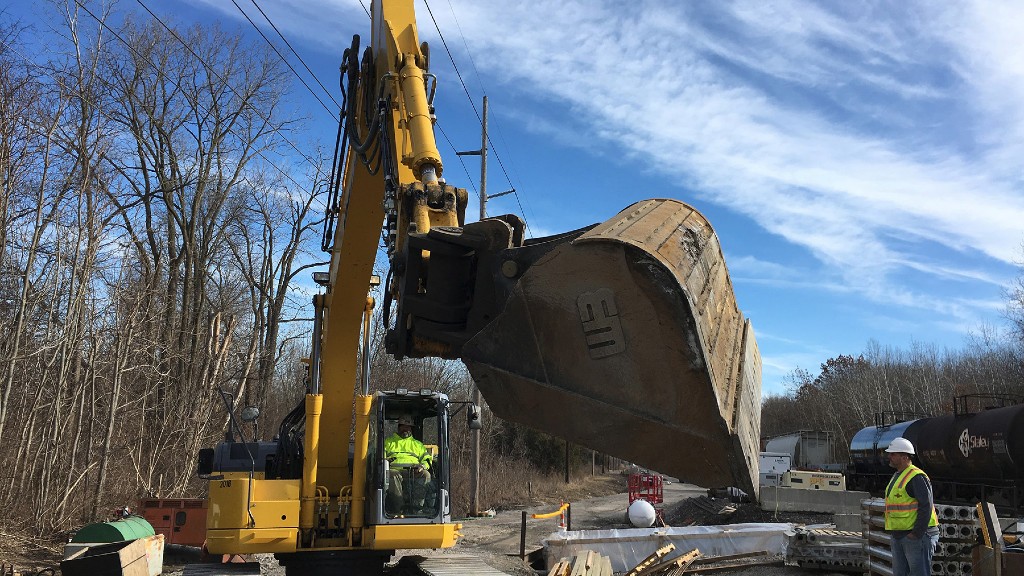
184, 0, 367, 53
896, 259, 1009, 287
726, 254, 796, 281
757, 342, 836, 394
416, 1, 1024, 318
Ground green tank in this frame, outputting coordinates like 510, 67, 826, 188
70, 515, 156, 543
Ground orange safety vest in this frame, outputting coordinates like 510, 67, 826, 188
884, 465, 939, 531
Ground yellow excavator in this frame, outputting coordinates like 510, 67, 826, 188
198, 1, 761, 573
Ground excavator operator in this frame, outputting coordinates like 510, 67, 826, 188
384, 414, 433, 514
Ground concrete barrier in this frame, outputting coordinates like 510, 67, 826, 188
759, 487, 870, 515
544, 524, 791, 573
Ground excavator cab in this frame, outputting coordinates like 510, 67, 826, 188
366, 390, 451, 525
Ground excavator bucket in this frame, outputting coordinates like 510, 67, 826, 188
461, 199, 761, 497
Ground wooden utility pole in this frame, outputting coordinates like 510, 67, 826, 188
456, 96, 516, 515
478, 96, 489, 221
564, 440, 570, 483
471, 97, 486, 516
458, 96, 487, 516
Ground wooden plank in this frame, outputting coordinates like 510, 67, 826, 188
569, 551, 597, 576
547, 559, 571, 576
642, 548, 701, 575
978, 502, 1003, 548
978, 501, 1003, 576
678, 559, 785, 574
626, 544, 676, 576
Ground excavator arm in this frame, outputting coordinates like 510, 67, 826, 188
327, 0, 763, 496
316, 0, 467, 502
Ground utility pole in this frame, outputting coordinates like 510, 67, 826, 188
564, 440, 570, 483
479, 96, 489, 220
471, 97, 485, 517
457, 96, 513, 516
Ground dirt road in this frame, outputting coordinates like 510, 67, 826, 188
416, 478, 848, 576
455, 478, 706, 554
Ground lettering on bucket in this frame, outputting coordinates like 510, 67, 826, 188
577, 288, 626, 359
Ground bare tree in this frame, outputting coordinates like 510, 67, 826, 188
222, 158, 326, 431
0, 2, 323, 528
95, 15, 294, 495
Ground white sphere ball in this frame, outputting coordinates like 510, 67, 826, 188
627, 499, 657, 527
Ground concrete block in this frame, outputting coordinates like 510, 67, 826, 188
759, 486, 870, 515
834, 513, 861, 532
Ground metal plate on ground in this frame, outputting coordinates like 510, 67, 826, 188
398, 554, 514, 575
182, 562, 262, 576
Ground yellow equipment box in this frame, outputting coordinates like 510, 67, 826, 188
781, 470, 846, 491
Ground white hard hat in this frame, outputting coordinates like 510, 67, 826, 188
885, 437, 915, 455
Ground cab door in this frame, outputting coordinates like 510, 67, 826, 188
366, 392, 449, 525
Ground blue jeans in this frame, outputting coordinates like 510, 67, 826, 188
892, 532, 939, 576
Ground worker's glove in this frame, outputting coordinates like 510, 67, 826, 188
413, 465, 425, 476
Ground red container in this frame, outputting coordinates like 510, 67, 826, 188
628, 473, 664, 505
139, 498, 207, 547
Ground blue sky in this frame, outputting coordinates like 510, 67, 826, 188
9, 1, 1024, 394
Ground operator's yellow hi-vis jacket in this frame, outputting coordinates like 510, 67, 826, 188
384, 433, 432, 469
884, 464, 938, 531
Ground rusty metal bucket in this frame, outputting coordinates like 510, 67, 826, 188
461, 199, 761, 496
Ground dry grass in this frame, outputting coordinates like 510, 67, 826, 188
0, 524, 63, 571
449, 457, 628, 517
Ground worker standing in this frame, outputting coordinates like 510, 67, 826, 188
884, 438, 939, 576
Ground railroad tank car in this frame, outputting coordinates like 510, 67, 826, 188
849, 419, 920, 477
847, 398, 1024, 512
764, 430, 836, 470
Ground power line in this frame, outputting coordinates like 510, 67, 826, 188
436, 1, 540, 233
443, 0, 485, 104
438, 0, 536, 228
229, 0, 339, 122
246, 0, 342, 110
421, 1, 480, 123
435, 121, 478, 197
128, 0, 329, 184
421, 0, 532, 235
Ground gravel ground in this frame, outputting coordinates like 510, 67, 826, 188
427, 478, 853, 576
197, 478, 856, 576
12, 475, 856, 576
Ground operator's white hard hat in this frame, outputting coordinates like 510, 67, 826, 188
885, 437, 915, 455
397, 414, 414, 426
